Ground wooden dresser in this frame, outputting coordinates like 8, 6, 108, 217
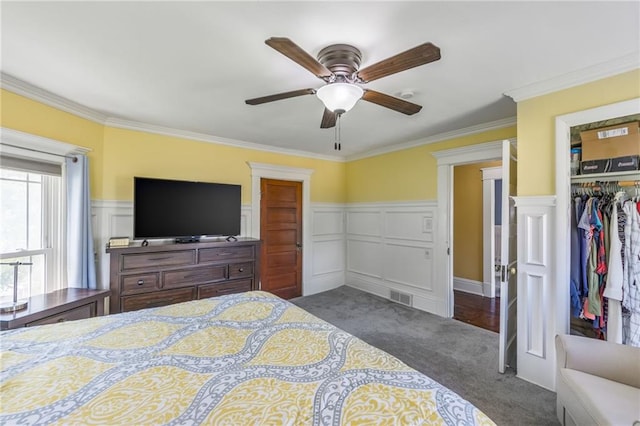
107, 238, 261, 314
0, 288, 109, 330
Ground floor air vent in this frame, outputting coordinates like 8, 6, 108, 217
390, 290, 413, 307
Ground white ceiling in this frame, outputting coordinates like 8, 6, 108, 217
2, 1, 639, 159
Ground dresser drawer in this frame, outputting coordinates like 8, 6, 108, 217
121, 273, 159, 295
198, 246, 254, 263
122, 250, 195, 270
163, 266, 227, 288
198, 279, 252, 299
228, 262, 254, 279
121, 288, 195, 312
26, 303, 94, 327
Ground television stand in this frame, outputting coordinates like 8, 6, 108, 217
175, 237, 200, 244
226, 236, 238, 242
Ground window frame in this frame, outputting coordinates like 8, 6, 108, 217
0, 127, 89, 295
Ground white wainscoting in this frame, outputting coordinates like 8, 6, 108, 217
513, 196, 556, 391
90, 200, 345, 296
308, 203, 346, 295
345, 201, 442, 315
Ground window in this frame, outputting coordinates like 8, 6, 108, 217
0, 161, 63, 303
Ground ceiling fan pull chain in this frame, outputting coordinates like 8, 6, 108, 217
334, 113, 342, 151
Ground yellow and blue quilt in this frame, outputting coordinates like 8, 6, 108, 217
1, 291, 494, 425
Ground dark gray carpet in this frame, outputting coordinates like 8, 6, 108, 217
292, 286, 558, 426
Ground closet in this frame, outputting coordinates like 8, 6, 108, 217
569, 116, 640, 347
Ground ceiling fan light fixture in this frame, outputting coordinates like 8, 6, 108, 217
316, 82, 363, 114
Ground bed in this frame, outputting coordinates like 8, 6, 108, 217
1, 291, 494, 425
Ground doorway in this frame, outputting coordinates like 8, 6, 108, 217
247, 162, 313, 296
259, 178, 303, 299
451, 161, 502, 333
433, 139, 517, 373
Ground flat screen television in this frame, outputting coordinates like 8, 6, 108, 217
134, 177, 241, 242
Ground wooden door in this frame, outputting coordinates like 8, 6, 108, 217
260, 179, 302, 299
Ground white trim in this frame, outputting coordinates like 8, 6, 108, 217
347, 117, 516, 161
1, 73, 108, 124
345, 200, 437, 209
513, 196, 556, 208
0, 127, 90, 163
482, 167, 502, 298
481, 166, 502, 181
453, 277, 484, 296
431, 140, 503, 164
505, 52, 640, 102
247, 162, 314, 295
433, 138, 513, 318
105, 117, 344, 163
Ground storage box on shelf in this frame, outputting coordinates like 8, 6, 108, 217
580, 155, 640, 175
580, 121, 640, 161
578, 121, 640, 175
107, 238, 261, 314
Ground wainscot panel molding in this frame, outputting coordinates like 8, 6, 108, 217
309, 203, 347, 295
512, 195, 556, 391
345, 201, 443, 316
91, 200, 346, 298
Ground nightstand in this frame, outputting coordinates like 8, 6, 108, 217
0, 288, 110, 330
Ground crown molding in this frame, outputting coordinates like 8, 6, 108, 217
2, 72, 517, 163
104, 118, 344, 162
1, 72, 109, 124
346, 116, 516, 161
505, 52, 640, 102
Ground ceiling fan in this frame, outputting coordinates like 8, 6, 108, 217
245, 37, 441, 130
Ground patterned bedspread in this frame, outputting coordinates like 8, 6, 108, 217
1, 291, 494, 425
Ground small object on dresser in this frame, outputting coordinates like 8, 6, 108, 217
108, 236, 130, 248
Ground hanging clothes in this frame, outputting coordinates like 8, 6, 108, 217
622, 200, 640, 346
603, 192, 625, 343
571, 182, 640, 347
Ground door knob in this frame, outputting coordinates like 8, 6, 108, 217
296, 242, 302, 248
510, 267, 517, 275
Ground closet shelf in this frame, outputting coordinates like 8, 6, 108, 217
571, 170, 640, 183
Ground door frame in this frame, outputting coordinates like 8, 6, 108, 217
247, 162, 314, 294
482, 166, 502, 298
432, 139, 515, 318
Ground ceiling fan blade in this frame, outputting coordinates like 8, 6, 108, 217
356, 42, 441, 83
320, 108, 337, 128
245, 88, 316, 105
265, 37, 333, 79
362, 89, 422, 115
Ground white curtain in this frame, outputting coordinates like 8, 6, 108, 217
66, 155, 97, 289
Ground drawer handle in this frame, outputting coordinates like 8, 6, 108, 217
217, 252, 233, 256
184, 273, 209, 279
238, 268, 244, 272
137, 279, 145, 285
149, 256, 172, 261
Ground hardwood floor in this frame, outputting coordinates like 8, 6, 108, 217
453, 290, 500, 333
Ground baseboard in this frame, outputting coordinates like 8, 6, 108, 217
346, 277, 447, 317
453, 276, 484, 296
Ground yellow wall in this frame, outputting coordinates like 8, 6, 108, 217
1, 90, 346, 204
345, 126, 516, 202
518, 69, 640, 196
1, 90, 105, 197
101, 127, 346, 203
453, 161, 501, 281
